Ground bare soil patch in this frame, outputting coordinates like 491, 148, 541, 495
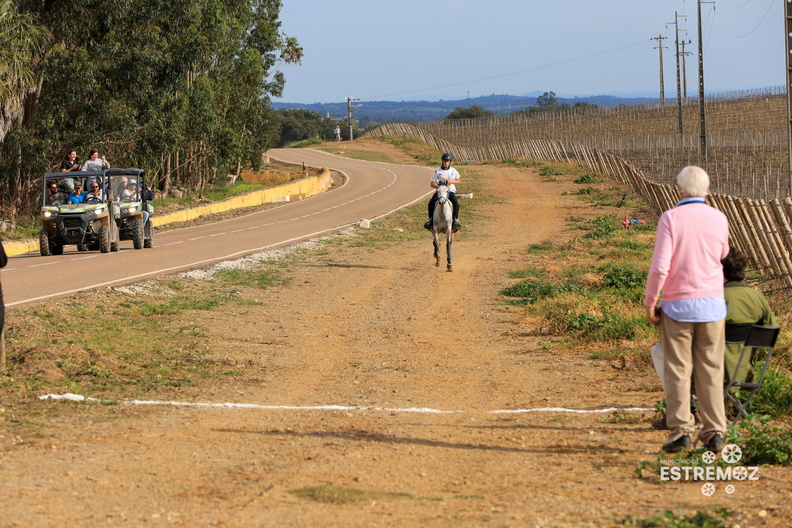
1, 140, 789, 527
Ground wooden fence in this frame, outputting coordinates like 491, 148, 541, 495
363, 123, 792, 292
405, 91, 791, 200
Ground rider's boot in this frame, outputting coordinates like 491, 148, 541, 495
424, 219, 433, 231
452, 218, 462, 232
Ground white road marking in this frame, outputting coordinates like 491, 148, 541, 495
38, 394, 653, 414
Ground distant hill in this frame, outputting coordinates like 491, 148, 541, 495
271, 93, 660, 125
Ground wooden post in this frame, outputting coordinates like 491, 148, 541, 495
740, 198, 777, 278
724, 195, 760, 270
757, 200, 792, 288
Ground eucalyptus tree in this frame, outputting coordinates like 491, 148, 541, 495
1, 0, 301, 218
0, 0, 48, 218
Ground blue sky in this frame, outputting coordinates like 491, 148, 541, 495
274, 0, 783, 104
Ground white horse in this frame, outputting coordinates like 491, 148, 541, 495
432, 182, 454, 272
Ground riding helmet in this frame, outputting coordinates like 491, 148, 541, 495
441, 153, 452, 162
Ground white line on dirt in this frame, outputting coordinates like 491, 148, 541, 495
38, 394, 652, 414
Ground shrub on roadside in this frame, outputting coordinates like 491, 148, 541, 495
574, 172, 603, 184
726, 414, 792, 466
585, 215, 620, 240
742, 369, 792, 417
499, 279, 556, 305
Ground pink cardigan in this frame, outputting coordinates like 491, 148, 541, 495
644, 201, 729, 308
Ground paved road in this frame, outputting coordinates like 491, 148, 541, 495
2, 149, 431, 308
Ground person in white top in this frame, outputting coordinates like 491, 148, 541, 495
82, 150, 110, 172
424, 153, 462, 232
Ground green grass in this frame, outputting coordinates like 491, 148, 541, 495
573, 172, 603, 184
152, 181, 268, 210
746, 369, 792, 417
728, 414, 792, 466
2, 275, 276, 398
289, 484, 413, 504
508, 267, 543, 279
379, 135, 442, 166
214, 266, 289, 289
500, 279, 556, 305
494, 158, 543, 168
584, 215, 621, 239
526, 242, 555, 253
288, 137, 324, 148
497, 162, 662, 346
612, 509, 731, 527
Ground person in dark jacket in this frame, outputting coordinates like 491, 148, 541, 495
1, 233, 7, 346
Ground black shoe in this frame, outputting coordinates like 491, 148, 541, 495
452, 220, 462, 232
661, 435, 691, 453
651, 415, 668, 430
707, 434, 724, 452
424, 221, 433, 231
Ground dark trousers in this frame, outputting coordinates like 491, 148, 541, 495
428, 192, 459, 220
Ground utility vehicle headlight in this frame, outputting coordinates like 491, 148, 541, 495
86, 206, 105, 218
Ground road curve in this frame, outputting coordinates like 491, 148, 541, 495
3, 149, 432, 308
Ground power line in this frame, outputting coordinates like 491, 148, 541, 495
729, 0, 776, 38
360, 40, 647, 101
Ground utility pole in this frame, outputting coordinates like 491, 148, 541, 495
786, 0, 792, 193
651, 35, 667, 106
698, 0, 715, 161
680, 39, 692, 103
346, 96, 359, 141
668, 12, 687, 135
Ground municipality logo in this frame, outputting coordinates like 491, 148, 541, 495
659, 444, 759, 496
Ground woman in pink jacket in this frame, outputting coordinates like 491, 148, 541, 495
644, 166, 729, 454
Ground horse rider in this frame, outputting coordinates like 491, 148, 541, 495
424, 153, 462, 232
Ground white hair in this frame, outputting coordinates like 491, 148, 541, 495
676, 166, 710, 197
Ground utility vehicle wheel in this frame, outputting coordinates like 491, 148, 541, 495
132, 219, 144, 249
110, 224, 120, 252
143, 220, 153, 248
39, 230, 52, 257
52, 242, 64, 255
99, 226, 111, 253
77, 245, 88, 252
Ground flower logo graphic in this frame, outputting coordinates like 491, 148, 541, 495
722, 444, 742, 464
701, 482, 716, 496
725, 484, 735, 494
702, 450, 716, 464
732, 466, 748, 480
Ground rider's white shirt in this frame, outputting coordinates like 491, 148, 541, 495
431, 167, 460, 194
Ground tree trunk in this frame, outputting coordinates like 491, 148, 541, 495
163, 153, 171, 194
174, 149, 180, 187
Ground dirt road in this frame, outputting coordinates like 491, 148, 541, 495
1, 141, 788, 527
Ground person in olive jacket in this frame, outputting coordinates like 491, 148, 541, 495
722, 247, 778, 384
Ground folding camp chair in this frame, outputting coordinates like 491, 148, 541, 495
723, 324, 781, 425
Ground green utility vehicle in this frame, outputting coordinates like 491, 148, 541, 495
107, 169, 154, 249
39, 172, 119, 256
